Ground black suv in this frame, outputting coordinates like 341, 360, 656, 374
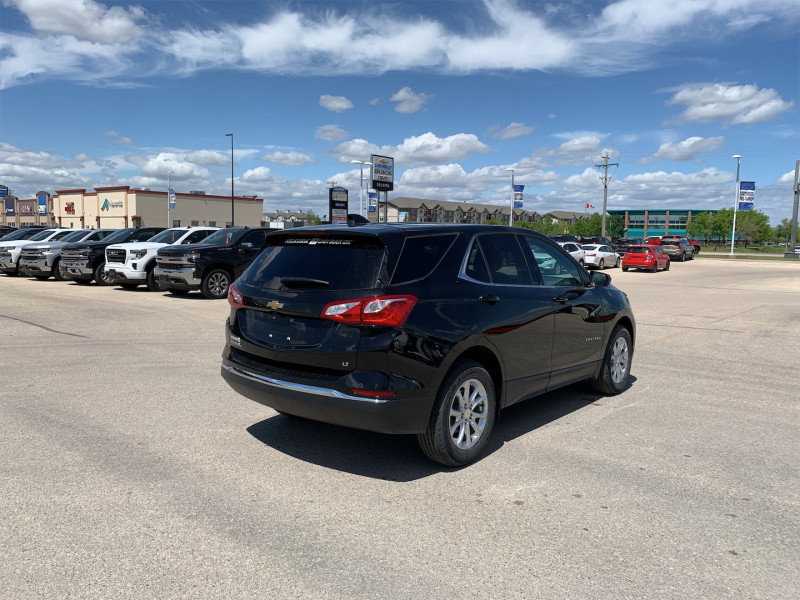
221, 223, 636, 466
154, 226, 270, 299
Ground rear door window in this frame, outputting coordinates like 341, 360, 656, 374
391, 233, 457, 284
467, 233, 532, 286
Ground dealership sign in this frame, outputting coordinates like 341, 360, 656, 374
101, 198, 124, 211
371, 155, 394, 191
328, 186, 349, 225
738, 181, 755, 211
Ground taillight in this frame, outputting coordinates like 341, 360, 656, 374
228, 284, 244, 308
321, 295, 418, 327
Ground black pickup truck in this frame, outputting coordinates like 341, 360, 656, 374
153, 226, 270, 298
61, 226, 165, 284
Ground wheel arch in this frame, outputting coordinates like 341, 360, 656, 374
439, 344, 504, 410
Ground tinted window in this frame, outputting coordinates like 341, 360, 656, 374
627, 246, 648, 254
391, 234, 457, 284
473, 234, 532, 286
134, 229, 160, 242
200, 228, 246, 246
242, 229, 268, 248
60, 230, 91, 242
244, 235, 386, 291
102, 229, 135, 243
183, 229, 215, 244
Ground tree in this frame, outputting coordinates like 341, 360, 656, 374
304, 210, 323, 225
736, 210, 770, 247
688, 211, 714, 244
712, 208, 734, 243
571, 213, 602, 237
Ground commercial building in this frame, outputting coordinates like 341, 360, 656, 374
3, 186, 265, 229
608, 208, 718, 239
51, 186, 263, 229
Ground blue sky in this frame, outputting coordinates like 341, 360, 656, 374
1, 0, 798, 225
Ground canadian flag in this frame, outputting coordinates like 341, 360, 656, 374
585, 203, 595, 209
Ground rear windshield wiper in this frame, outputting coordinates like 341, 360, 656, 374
279, 277, 331, 288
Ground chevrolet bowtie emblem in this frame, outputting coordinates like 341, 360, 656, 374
266, 300, 284, 310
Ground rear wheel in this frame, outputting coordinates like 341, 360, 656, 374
417, 360, 496, 467
598, 259, 605, 269
665, 260, 670, 271
201, 268, 232, 299
590, 325, 633, 395
622, 266, 629, 272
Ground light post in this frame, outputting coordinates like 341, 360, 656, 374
350, 160, 368, 217
505, 168, 515, 227
225, 133, 234, 226
729, 154, 742, 257
167, 170, 174, 227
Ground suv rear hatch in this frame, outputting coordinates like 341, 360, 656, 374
229, 229, 402, 378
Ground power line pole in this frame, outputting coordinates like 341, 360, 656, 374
594, 154, 619, 237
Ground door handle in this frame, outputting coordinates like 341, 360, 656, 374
479, 294, 501, 305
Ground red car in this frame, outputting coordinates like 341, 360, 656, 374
622, 244, 670, 272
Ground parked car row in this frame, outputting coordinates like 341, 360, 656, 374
0, 225, 272, 299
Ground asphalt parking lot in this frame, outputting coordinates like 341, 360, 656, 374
1, 258, 798, 599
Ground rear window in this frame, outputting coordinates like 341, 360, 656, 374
627, 246, 649, 254
244, 235, 386, 291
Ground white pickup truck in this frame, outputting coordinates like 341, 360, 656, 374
104, 226, 218, 291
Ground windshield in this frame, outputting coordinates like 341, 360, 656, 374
28, 229, 58, 241
197, 228, 246, 246
147, 229, 187, 244
1, 229, 40, 241
100, 229, 135, 244
60, 230, 91, 242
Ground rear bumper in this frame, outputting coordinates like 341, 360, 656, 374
221, 359, 435, 434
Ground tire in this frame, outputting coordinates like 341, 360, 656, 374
679, 252, 685, 262
201, 268, 232, 299
650, 262, 657, 273
665, 260, 670, 271
94, 262, 112, 285
622, 266, 629, 272
590, 325, 633, 395
53, 259, 67, 281
417, 360, 496, 467
598, 259, 605, 269
615, 256, 621, 268
146, 267, 164, 292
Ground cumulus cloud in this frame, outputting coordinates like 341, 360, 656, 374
319, 95, 354, 112
390, 87, 431, 114
558, 136, 602, 154
185, 150, 230, 167
333, 132, 489, 167
667, 82, 794, 125
7, 0, 147, 44
642, 136, 725, 163
493, 122, 534, 140
315, 125, 348, 141
261, 151, 314, 166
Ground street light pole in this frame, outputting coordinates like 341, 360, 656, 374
505, 168, 515, 227
167, 170, 173, 227
350, 160, 367, 217
225, 133, 234, 226
729, 154, 742, 257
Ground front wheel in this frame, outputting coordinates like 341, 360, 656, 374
53, 259, 68, 281
417, 360, 496, 467
146, 267, 165, 292
590, 325, 633, 395
201, 268, 232, 299
94, 262, 112, 285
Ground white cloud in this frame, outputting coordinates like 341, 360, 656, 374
493, 122, 534, 140
185, 150, 230, 167
262, 151, 314, 166
390, 87, 431, 114
105, 130, 131, 144
642, 136, 725, 163
315, 125, 348, 141
558, 136, 602, 154
319, 95, 354, 112
7, 0, 147, 44
241, 166, 280, 183
667, 82, 794, 125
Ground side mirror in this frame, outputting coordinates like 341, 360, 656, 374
591, 271, 611, 287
